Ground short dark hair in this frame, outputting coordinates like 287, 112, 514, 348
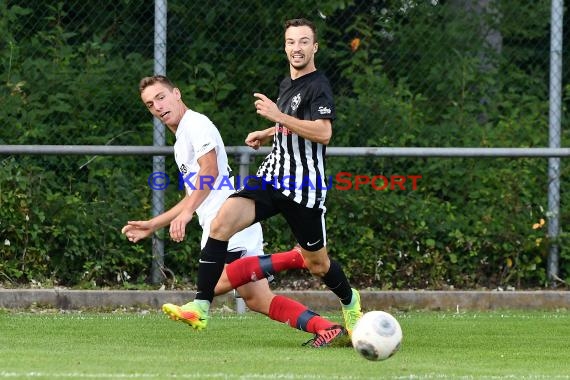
284, 18, 317, 42
139, 75, 175, 94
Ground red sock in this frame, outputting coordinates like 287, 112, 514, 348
271, 246, 306, 271
268, 295, 334, 333
226, 247, 306, 289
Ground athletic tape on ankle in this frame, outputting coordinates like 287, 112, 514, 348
296, 309, 319, 331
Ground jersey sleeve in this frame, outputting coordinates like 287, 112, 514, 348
310, 82, 335, 121
189, 119, 219, 160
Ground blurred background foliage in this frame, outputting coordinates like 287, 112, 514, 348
1, 0, 569, 289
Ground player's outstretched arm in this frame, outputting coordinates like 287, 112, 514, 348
121, 196, 187, 243
121, 221, 154, 243
245, 127, 274, 150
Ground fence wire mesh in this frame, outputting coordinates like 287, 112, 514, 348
1, 0, 569, 289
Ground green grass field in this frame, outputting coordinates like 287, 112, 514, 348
1, 308, 569, 379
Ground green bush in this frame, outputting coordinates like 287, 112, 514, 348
0, 0, 567, 289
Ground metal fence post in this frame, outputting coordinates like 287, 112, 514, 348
547, 0, 563, 286
238, 150, 252, 180
234, 150, 252, 313
151, 0, 167, 284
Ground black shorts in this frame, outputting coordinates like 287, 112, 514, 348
229, 177, 326, 251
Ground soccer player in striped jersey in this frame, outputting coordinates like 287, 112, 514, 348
165, 18, 363, 337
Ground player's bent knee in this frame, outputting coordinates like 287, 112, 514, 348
238, 281, 273, 315
305, 261, 330, 278
243, 297, 262, 313
302, 250, 330, 278
242, 294, 273, 315
209, 217, 238, 240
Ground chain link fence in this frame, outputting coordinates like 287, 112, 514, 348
4, 1, 566, 143
1, 0, 569, 289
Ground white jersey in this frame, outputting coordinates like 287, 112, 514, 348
174, 109, 264, 255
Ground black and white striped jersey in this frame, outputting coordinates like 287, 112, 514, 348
256, 70, 335, 209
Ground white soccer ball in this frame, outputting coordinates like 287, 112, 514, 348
351, 311, 403, 361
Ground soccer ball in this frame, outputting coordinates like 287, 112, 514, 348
351, 311, 403, 361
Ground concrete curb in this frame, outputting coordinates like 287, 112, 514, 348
1, 289, 568, 311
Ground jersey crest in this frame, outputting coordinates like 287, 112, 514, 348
290, 93, 301, 111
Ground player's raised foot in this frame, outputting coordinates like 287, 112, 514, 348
342, 288, 363, 336
162, 301, 208, 331
302, 325, 348, 348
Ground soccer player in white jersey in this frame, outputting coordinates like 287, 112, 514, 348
165, 18, 363, 336
122, 75, 346, 347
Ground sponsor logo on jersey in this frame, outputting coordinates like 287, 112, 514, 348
277, 124, 292, 135
197, 142, 212, 154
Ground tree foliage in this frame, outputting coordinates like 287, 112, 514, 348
1, 0, 568, 289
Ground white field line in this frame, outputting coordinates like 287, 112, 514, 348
0, 372, 360, 380
1, 373, 569, 380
